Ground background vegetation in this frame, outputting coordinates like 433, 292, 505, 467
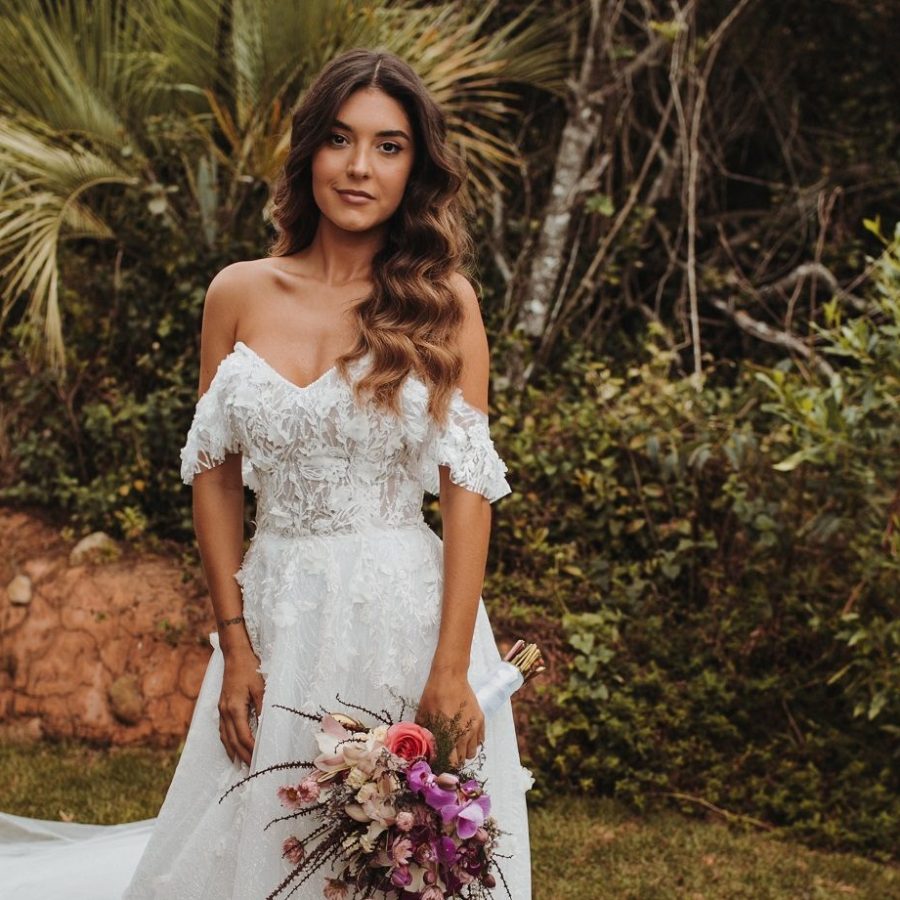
0, 0, 897, 863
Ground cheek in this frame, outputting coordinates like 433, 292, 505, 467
384, 161, 414, 196
311, 150, 340, 183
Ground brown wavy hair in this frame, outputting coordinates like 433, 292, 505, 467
267, 47, 477, 426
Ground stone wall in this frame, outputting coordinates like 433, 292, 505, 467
0, 509, 216, 747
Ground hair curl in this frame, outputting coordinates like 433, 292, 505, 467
267, 47, 478, 426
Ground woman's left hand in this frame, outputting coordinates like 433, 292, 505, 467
416, 671, 485, 767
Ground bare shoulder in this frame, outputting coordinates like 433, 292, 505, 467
449, 271, 482, 320
196, 259, 266, 394
205, 258, 269, 309
448, 271, 490, 413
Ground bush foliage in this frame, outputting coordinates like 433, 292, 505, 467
486, 229, 899, 859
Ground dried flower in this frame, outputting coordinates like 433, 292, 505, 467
281, 835, 304, 865
323, 879, 349, 900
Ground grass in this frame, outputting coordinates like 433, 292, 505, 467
1, 739, 896, 899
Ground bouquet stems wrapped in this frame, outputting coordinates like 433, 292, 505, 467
472, 640, 545, 719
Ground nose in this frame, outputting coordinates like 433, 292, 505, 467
347, 147, 371, 179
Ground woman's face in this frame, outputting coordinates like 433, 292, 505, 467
311, 87, 416, 233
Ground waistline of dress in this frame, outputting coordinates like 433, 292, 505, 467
250, 516, 433, 542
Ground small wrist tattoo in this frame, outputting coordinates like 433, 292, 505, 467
216, 614, 245, 628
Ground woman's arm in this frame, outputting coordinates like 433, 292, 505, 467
191, 267, 264, 766
416, 274, 494, 765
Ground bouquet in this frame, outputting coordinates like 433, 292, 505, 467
219, 640, 544, 900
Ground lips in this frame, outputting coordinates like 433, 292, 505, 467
337, 189, 374, 199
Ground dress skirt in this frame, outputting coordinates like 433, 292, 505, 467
121, 521, 533, 899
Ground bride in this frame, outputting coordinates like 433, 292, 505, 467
0, 48, 533, 899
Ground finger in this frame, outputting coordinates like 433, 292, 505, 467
218, 705, 234, 760
232, 705, 255, 762
252, 686, 264, 719
221, 713, 240, 765
224, 710, 249, 766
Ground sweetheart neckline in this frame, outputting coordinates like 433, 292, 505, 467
227, 341, 490, 421
233, 340, 367, 393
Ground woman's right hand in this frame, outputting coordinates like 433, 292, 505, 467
219, 645, 265, 767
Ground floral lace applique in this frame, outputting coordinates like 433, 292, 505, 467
179, 343, 512, 537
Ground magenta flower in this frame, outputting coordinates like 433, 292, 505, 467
390, 865, 412, 887
405, 759, 433, 791
440, 793, 492, 840
436, 835, 459, 865
406, 760, 457, 810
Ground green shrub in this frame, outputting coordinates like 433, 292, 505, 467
487, 230, 900, 860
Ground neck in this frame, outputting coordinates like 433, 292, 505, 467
302, 217, 386, 286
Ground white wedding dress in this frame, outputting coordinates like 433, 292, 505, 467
0, 341, 533, 899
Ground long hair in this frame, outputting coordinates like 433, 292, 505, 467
267, 48, 477, 426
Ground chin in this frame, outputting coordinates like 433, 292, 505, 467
326, 208, 391, 233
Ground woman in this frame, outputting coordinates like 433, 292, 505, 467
0, 47, 532, 899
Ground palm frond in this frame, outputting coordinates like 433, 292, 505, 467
372, 0, 570, 205
0, 116, 139, 370
0, 0, 156, 141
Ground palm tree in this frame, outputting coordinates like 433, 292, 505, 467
0, 0, 567, 373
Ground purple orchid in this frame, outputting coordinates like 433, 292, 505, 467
389, 865, 412, 887
405, 760, 458, 810
435, 835, 459, 865
439, 793, 492, 840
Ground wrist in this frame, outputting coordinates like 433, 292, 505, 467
429, 650, 470, 679
218, 619, 252, 656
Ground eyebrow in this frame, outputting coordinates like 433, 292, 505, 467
332, 118, 411, 141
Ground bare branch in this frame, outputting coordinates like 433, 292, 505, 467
711, 296, 835, 378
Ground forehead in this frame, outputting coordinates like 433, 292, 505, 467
333, 88, 413, 138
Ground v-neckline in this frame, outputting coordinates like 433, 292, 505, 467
234, 340, 363, 393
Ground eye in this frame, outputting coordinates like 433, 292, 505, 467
380, 142, 402, 155
329, 132, 348, 146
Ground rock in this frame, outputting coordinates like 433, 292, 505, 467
69, 531, 120, 566
6, 574, 32, 605
23, 557, 56, 583
0, 716, 43, 743
0, 508, 214, 747
108, 674, 144, 725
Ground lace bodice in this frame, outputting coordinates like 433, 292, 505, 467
179, 341, 511, 537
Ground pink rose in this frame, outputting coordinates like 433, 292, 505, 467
384, 721, 436, 762
395, 810, 415, 832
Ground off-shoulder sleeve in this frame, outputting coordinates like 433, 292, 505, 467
421, 389, 512, 503
179, 371, 241, 485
